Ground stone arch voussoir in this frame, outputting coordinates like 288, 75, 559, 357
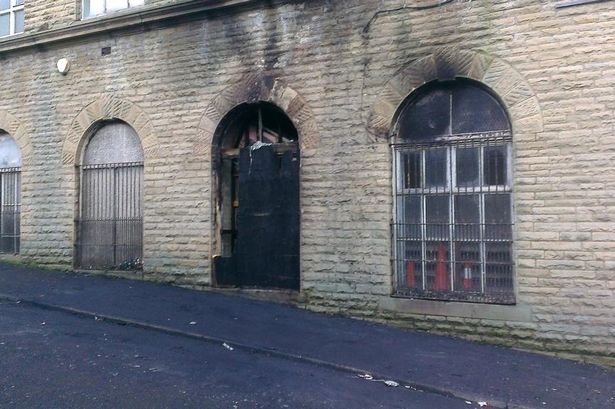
367, 47, 543, 140
62, 95, 159, 166
195, 75, 320, 156
0, 110, 33, 168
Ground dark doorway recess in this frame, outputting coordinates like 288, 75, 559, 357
213, 103, 300, 290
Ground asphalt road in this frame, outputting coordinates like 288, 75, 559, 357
0, 300, 477, 409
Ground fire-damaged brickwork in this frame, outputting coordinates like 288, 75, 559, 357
0, 0, 614, 365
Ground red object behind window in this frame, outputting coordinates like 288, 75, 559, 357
434, 242, 449, 291
406, 261, 415, 289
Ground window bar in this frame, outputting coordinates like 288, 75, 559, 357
398, 148, 406, 288
13, 170, 19, 249
495, 142, 500, 193
401, 151, 407, 291
400, 156, 406, 292
127, 166, 130, 263
393, 148, 400, 292
449, 146, 455, 292
0, 172, 3, 251
130, 166, 134, 261
10, 6, 15, 36
120, 166, 125, 266
88, 166, 93, 267
76, 166, 81, 266
95, 168, 99, 263
6, 171, 10, 251
16, 171, 18, 252
7, 171, 11, 251
128, 167, 132, 263
111, 166, 117, 268
7, 171, 11, 249
508, 145, 515, 294
507, 143, 513, 190
10, 172, 14, 250
7, 171, 10, 248
391, 146, 401, 291
420, 150, 427, 291
13, 171, 18, 253
84, 165, 88, 265
121, 166, 126, 265
479, 144, 487, 294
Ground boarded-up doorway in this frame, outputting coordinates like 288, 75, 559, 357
213, 103, 300, 290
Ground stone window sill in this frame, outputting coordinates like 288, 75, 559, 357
378, 295, 532, 322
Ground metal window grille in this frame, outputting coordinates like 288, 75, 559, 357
393, 133, 514, 304
75, 161, 143, 271
0, 166, 20, 254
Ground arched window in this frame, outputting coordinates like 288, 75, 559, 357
393, 80, 514, 304
0, 132, 21, 254
76, 122, 144, 271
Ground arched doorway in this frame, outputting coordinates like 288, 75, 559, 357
0, 131, 21, 254
213, 102, 300, 290
75, 121, 144, 271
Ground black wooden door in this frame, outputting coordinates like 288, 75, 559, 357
215, 144, 300, 290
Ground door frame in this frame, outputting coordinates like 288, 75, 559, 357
211, 102, 301, 290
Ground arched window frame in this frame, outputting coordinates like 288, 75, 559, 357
392, 79, 515, 304
75, 121, 144, 271
0, 132, 21, 254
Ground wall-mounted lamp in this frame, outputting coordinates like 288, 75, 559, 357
57, 58, 71, 75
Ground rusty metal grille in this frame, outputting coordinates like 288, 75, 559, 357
0, 167, 20, 254
75, 162, 143, 271
393, 135, 515, 304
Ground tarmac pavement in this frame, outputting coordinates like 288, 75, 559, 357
0, 262, 613, 409
1, 300, 473, 409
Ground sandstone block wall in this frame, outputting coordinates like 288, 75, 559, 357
0, 0, 614, 363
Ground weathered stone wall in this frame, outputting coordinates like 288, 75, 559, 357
1, 0, 615, 363
24, 0, 77, 32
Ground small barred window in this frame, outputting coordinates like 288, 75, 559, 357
392, 80, 515, 304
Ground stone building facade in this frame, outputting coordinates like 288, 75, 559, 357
0, 0, 614, 365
